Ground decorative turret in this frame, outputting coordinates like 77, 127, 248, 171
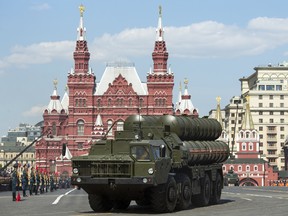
241, 96, 254, 130
236, 96, 259, 159
46, 79, 64, 114
215, 96, 223, 128
146, 5, 174, 115
152, 5, 168, 74
175, 79, 198, 117
73, 4, 90, 74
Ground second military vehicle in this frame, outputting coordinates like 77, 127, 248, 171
71, 115, 230, 213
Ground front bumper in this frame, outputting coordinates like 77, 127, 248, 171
71, 176, 155, 186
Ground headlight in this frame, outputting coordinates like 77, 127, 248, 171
143, 178, 148, 183
76, 177, 81, 183
73, 168, 79, 174
148, 168, 154, 175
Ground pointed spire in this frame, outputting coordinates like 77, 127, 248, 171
156, 5, 164, 41
152, 5, 168, 74
241, 96, 255, 130
175, 79, 198, 116
215, 96, 223, 128
73, 4, 90, 74
46, 79, 64, 113
178, 81, 182, 103
61, 85, 69, 113
77, 4, 86, 41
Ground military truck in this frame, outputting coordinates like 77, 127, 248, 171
224, 168, 240, 186
71, 115, 230, 213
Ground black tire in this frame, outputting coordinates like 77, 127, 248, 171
191, 173, 211, 207
88, 194, 113, 212
175, 174, 191, 210
210, 172, 222, 204
135, 198, 150, 206
150, 176, 177, 213
113, 200, 131, 210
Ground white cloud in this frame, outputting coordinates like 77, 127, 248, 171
248, 17, 288, 31
0, 41, 74, 69
22, 105, 47, 117
2, 17, 288, 71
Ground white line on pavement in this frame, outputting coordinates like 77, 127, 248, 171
52, 188, 76, 205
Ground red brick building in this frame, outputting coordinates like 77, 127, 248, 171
35, 6, 197, 176
222, 97, 278, 186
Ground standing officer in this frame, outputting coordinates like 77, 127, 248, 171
22, 164, 28, 197
11, 163, 19, 201
35, 168, 40, 195
29, 167, 35, 195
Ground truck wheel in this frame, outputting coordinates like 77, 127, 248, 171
88, 194, 113, 212
175, 174, 191, 210
210, 172, 222, 204
136, 199, 150, 206
113, 200, 131, 210
150, 176, 177, 213
191, 173, 211, 207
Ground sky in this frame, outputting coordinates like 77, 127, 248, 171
2, 0, 288, 137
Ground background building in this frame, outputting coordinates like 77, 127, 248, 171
210, 62, 288, 172
35, 6, 197, 176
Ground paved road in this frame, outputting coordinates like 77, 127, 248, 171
0, 186, 287, 216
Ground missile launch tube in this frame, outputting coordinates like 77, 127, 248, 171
124, 115, 223, 141
183, 140, 230, 165
159, 115, 222, 141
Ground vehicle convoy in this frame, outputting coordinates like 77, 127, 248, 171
71, 115, 230, 213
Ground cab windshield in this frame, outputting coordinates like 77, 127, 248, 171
131, 146, 150, 161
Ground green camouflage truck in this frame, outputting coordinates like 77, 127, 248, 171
71, 115, 230, 213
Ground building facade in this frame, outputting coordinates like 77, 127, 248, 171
210, 62, 288, 172
35, 6, 196, 175
222, 97, 277, 186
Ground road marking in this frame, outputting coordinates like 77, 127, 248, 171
52, 188, 76, 205
241, 198, 252, 201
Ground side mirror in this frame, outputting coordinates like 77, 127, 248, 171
160, 144, 166, 158
62, 144, 67, 156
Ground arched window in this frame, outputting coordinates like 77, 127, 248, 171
254, 165, 258, 171
240, 131, 244, 138
246, 165, 250, 172
249, 142, 253, 151
77, 120, 84, 135
107, 120, 113, 136
242, 143, 247, 151
129, 98, 132, 106
246, 132, 250, 138
108, 98, 112, 107
117, 121, 124, 131
52, 122, 56, 135
238, 165, 242, 171
97, 99, 101, 107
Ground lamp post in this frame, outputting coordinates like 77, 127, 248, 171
231, 99, 240, 158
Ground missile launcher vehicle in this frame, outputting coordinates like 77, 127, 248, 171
71, 115, 230, 213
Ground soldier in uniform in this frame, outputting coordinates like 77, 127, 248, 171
29, 167, 36, 195
21, 164, 28, 197
40, 170, 45, 194
11, 163, 19, 201
35, 168, 40, 195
